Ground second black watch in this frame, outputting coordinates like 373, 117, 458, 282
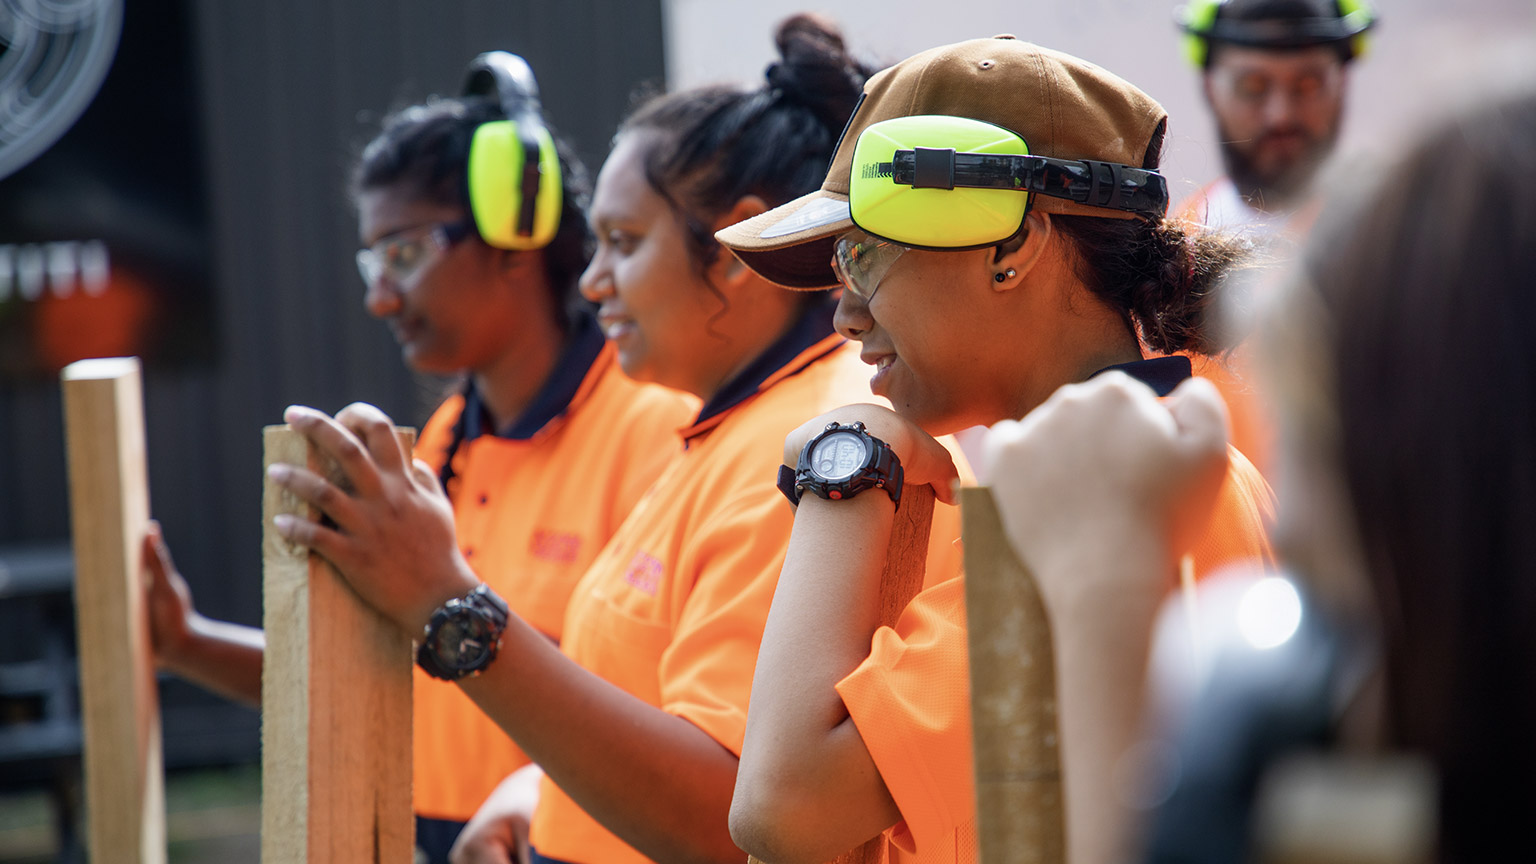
778, 421, 904, 509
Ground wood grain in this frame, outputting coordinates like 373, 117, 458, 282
960, 486, 1064, 864
62, 357, 166, 864
260, 425, 415, 863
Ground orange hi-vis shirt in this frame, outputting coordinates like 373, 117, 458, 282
411, 317, 697, 823
1168, 178, 1327, 480
834, 357, 1277, 863
526, 304, 877, 864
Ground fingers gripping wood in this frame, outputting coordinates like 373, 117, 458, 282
261, 424, 417, 864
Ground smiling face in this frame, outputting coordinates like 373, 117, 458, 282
580, 133, 731, 396
831, 230, 1036, 436
1205, 44, 1346, 207
356, 186, 535, 376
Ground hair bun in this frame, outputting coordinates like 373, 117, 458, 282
764, 13, 869, 130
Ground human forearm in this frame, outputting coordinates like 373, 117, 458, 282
732, 494, 901, 863
1044, 532, 1169, 864
457, 616, 744, 864
160, 616, 265, 708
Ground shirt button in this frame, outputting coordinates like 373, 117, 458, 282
479, 494, 489, 505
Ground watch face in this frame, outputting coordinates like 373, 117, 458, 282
431, 609, 492, 670
811, 431, 869, 482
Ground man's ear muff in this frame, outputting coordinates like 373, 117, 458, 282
461, 51, 563, 251
1177, 0, 1375, 69
1179, 0, 1225, 69
1336, 0, 1375, 61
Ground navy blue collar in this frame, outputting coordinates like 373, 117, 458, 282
1090, 355, 1192, 396
692, 296, 839, 428
461, 312, 607, 442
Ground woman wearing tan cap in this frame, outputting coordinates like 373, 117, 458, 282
720, 36, 1275, 864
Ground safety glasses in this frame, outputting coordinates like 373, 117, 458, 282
848, 115, 1169, 250
356, 218, 476, 290
833, 232, 908, 302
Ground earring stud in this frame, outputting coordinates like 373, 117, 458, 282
993, 268, 1017, 283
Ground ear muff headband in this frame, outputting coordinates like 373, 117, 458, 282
848, 116, 1169, 251
462, 51, 563, 250
1178, 0, 1376, 68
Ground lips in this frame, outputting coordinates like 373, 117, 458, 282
597, 308, 635, 341
862, 350, 896, 395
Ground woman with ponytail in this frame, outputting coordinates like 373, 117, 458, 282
717, 36, 1276, 864
266, 17, 888, 864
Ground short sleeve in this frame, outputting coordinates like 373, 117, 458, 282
836, 576, 976, 856
658, 488, 796, 755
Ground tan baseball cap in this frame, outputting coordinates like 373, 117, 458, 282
717, 35, 1170, 289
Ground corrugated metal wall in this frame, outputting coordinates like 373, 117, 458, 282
0, 0, 665, 760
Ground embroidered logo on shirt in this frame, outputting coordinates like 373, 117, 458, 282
622, 551, 663, 596
530, 529, 582, 564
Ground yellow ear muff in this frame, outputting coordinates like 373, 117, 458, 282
461, 51, 564, 251
1337, 0, 1374, 60
467, 119, 562, 251
1179, 0, 1224, 69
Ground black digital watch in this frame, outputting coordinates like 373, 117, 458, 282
777, 421, 904, 510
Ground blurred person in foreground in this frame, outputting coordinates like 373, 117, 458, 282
980, 61, 1536, 864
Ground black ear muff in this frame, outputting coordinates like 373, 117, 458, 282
462, 51, 562, 250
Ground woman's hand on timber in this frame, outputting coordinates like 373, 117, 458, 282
269, 403, 479, 634
980, 374, 1231, 618
142, 521, 199, 670
783, 402, 959, 505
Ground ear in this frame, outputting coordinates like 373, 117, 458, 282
710, 195, 770, 288
991, 211, 1054, 293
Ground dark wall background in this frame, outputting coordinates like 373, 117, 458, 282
0, 0, 666, 764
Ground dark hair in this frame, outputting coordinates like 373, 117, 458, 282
1298, 79, 1536, 862
351, 96, 593, 333
1051, 122, 1255, 356
618, 14, 876, 274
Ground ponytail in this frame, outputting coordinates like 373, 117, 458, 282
1052, 215, 1254, 356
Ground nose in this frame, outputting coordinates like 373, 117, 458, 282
578, 254, 613, 303
833, 287, 871, 341
1261, 87, 1302, 127
363, 275, 402, 318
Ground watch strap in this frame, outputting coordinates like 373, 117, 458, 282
777, 463, 802, 507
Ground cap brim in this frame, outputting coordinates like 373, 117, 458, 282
715, 190, 852, 290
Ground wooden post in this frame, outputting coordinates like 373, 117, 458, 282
748, 485, 936, 864
960, 486, 1064, 864
61, 356, 166, 864
261, 425, 415, 864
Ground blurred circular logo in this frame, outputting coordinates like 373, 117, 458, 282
0, 0, 124, 182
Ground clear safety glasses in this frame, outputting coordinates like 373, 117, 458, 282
356, 218, 476, 290
832, 232, 909, 302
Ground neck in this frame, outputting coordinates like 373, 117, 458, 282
471, 317, 568, 431
1006, 306, 1144, 422
688, 284, 805, 404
